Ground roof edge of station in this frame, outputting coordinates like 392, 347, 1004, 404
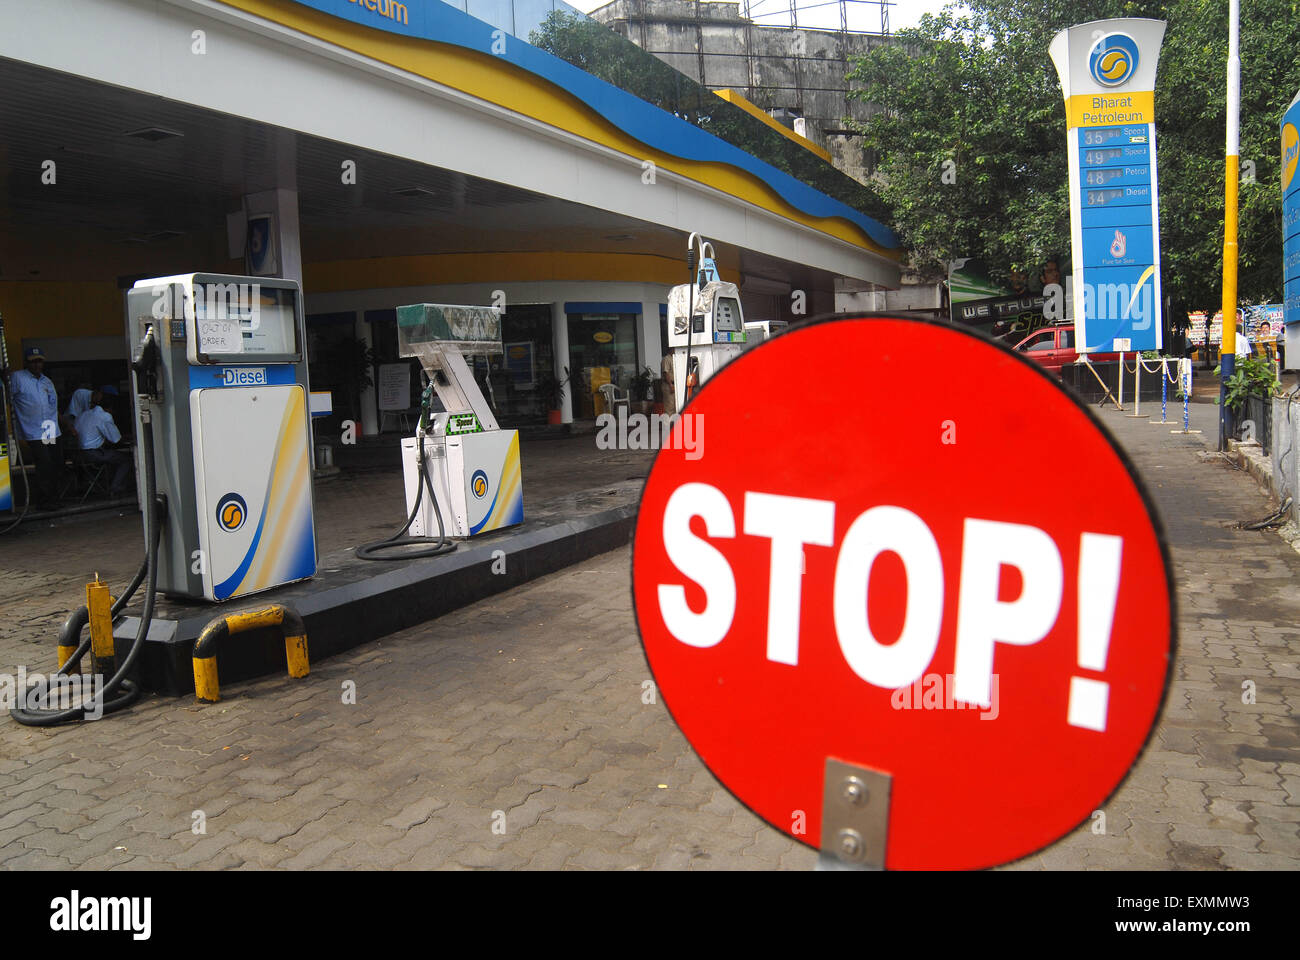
187, 0, 899, 260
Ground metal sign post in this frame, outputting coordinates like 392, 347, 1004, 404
1151, 357, 1174, 424
1128, 356, 1147, 418
1171, 358, 1202, 434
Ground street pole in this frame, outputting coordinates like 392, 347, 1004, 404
1219, 0, 1241, 450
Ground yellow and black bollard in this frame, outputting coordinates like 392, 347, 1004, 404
191, 604, 309, 703
55, 615, 82, 671
86, 575, 115, 677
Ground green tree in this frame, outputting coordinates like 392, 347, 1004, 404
847, 0, 1300, 312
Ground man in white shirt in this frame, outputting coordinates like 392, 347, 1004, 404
9, 347, 63, 508
76, 386, 133, 498
1235, 322, 1253, 359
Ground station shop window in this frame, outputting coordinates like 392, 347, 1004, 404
567, 312, 638, 419
310, 311, 385, 434
363, 308, 423, 431
482, 304, 554, 427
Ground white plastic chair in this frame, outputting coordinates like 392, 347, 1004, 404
379, 408, 415, 433
597, 382, 629, 418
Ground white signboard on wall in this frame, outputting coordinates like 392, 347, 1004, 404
378, 362, 411, 412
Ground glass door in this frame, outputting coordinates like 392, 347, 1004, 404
566, 312, 638, 419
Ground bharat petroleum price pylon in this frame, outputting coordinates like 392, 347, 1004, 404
1050, 19, 1167, 355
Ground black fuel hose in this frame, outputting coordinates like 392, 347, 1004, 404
354, 429, 457, 561
10, 420, 162, 726
683, 246, 697, 408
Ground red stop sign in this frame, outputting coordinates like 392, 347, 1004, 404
632, 316, 1173, 870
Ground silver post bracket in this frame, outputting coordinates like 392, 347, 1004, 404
816, 757, 891, 872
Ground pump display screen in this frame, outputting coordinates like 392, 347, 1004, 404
1084, 167, 1124, 187
714, 297, 742, 332
1082, 148, 1124, 165
1085, 187, 1127, 206
194, 283, 298, 359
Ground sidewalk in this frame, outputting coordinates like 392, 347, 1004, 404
0, 405, 1296, 870
1005, 402, 1299, 869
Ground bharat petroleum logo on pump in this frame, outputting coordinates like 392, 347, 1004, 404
1089, 33, 1139, 87
470, 470, 489, 500
217, 493, 248, 533
1284, 123, 1299, 192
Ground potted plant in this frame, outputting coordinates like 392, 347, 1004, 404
538, 365, 569, 424
1214, 354, 1280, 441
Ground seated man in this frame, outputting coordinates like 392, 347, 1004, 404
61, 382, 93, 447
64, 386, 93, 433
75, 386, 133, 498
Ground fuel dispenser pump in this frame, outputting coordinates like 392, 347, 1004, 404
11, 275, 320, 725
396, 303, 524, 540
0, 313, 25, 533
124, 274, 317, 601
743, 319, 788, 349
356, 303, 523, 561
667, 234, 746, 411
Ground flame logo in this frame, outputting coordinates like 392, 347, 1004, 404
471, 469, 489, 499
216, 492, 248, 532
1098, 50, 1129, 81
1089, 34, 1139, 87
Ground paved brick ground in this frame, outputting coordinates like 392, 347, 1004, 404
1, 547, 809, 871
0, 400, 1296, 870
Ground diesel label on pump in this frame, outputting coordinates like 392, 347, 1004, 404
220, 367, 268, 386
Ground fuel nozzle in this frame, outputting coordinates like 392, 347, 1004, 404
131, 322, 162, 401
416, 377, 436, 435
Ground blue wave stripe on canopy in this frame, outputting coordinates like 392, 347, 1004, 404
288, 0, 898, 250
